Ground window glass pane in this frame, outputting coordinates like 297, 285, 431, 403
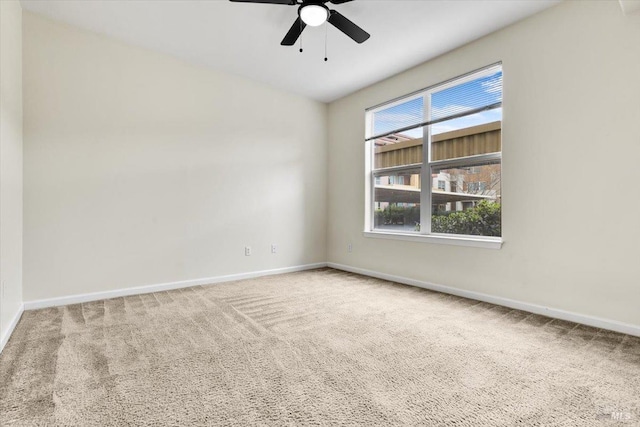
430, 70, 502, 125
372, 97, 423, 137
374, 170, 421, 232
431, 161, 501, 237
372, 97, 424, 169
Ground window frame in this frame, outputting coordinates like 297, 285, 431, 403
364, 64, 503, 250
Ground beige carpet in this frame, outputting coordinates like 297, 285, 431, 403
1, 268, 639, 426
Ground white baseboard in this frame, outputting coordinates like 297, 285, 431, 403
328, 262, 640, 337
24, 263, 327, 311
1, 303, 24, 354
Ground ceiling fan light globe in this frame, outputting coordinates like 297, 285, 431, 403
300, 5, 328, 27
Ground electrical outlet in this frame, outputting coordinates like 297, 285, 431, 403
348, 243, 353, 253
271, 244, 277, 254
245, 246, 252, 256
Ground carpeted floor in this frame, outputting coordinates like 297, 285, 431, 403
1, 268, 639, 426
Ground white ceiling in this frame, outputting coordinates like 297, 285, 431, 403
20, 0, 560, 103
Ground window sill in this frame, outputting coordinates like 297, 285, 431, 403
363, 230, 503, 250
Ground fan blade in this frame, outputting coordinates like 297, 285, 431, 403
281, 17, 307, 46
229, 0, 295, 5
330, 0, 354, 4
328, 10, 370, 44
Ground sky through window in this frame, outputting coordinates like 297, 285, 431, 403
373, 70, 502, 138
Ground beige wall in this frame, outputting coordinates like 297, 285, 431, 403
1, 0, 24, 342
23, 12, 328, 301
327, 1, 640, 326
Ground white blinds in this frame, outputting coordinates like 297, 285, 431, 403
366, 66, 502, 142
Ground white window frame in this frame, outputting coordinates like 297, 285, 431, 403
364, 64, 503, 250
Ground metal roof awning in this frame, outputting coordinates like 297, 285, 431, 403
375, 185, 495, 205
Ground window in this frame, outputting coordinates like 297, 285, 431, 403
467, 182, 487, 194
365, 64, 502, 247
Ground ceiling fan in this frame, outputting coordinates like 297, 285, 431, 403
229, 0, 370, 46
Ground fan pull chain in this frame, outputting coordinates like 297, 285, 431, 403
299, 19, 303, 53
324, 21, 328, 62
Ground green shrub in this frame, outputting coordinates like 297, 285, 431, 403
376, 201, 501, 236
375, 205, 420, 227
432, 200, 501, 236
